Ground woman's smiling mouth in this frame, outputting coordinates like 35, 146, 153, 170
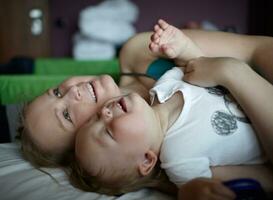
87, 82, 97, 102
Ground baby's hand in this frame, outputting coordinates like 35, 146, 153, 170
178, 178, 236, 200
183, 57, 246, 87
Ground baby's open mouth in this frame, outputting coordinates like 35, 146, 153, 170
87, 82, 97, 102
117, 97, 127, 112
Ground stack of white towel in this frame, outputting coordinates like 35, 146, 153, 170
73, 0, 139, 60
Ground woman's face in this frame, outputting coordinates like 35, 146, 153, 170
25, 75, 121, 154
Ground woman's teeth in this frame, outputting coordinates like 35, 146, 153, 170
87, 82, 97, 102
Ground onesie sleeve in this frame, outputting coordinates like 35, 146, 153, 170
161, 157, 212, 187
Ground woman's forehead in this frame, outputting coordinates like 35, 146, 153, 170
27, 90, 65, 133
25, 101, 70, 152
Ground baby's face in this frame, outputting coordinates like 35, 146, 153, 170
75, 93, 158, 182
25, 75, 121, 155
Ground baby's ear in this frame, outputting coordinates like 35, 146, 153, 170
138, 150, 158, 176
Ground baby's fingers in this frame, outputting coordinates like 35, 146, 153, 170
183, 71, 196, 85
183, 69, 216, 87
184, 58, 198, 72
149, 42, 160, 53
183, 62, 196, 83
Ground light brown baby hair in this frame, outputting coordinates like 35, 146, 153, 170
69, 156, 177, 196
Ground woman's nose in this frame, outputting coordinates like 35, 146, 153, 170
65, 85, 81, 101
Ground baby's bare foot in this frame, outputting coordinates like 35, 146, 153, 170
149, 19, 185, 58
149, 19, 204, 65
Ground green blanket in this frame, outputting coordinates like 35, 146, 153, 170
0, 58, 120, 104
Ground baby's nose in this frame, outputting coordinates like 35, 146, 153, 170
101, 106, 112, 120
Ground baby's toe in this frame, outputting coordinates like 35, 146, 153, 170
149, 42, 160, 52
158, 19, 169, 30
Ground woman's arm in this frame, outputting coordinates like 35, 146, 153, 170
178, 164, 273, 200
211, 164, 273, 192
178, 178, 235, 200
182, 29, 273, 83
183, 57, 273, 163
223, 60, 273, 163
120, 30, 273, 84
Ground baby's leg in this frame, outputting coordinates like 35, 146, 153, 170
149, 19, 204, 66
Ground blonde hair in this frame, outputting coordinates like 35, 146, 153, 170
69, 156, 177, 196
16, 104, 72, 168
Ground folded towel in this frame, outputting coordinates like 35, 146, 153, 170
79, 19, 136, 45
201, 20, 219, 31
80, 0, 139, 24
73, 33, 116, 60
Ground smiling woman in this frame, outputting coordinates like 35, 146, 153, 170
18, 75, 121, 167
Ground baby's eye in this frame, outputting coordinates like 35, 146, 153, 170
106, 129, 114, 139
63, 109, 72, 123
53, 88, 62, 98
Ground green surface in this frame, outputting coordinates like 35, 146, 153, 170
0, 75, 69, 104
0, 59, 120, 104
35, 58, 120, 79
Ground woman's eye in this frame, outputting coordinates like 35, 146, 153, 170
53, 88, 62, 98
96, 113, 100, 121
63, 109, 72, 123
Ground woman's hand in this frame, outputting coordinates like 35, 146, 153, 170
182, 57, 248, 88
178, 178, 236, 200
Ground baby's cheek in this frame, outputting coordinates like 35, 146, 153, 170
111, 117, 147, 139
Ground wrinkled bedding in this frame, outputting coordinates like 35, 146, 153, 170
0, 143, 174, 200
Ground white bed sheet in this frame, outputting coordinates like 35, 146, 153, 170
0, 143, 175, 200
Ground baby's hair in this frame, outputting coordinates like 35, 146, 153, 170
16, 103, 72, 168
69, 156, 177, 196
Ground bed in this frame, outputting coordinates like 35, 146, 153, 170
0, 143, 174, 200
0, 58, 175, 200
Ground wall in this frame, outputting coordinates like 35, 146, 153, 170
49, 0, 249, 57
134, 0, 248, 32
0, 0, 50, 63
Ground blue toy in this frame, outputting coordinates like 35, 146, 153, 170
223, 178, 268, 200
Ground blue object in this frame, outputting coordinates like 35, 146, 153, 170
223, 178, 267, 200
146, 58, 174, 80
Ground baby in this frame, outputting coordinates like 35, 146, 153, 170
71, 20, 266, 195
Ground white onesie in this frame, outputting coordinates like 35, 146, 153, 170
149, 67, 265, 186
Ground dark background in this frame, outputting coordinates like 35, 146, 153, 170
1, 0, 273, 62
0, 0, 273, 143
50, 0, 249, 57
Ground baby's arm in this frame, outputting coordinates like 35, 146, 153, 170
119, 32, 157, 99
183, 57, 273, 163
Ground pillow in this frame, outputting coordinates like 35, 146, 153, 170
0, 143, 174, 200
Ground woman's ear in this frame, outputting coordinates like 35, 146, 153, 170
138, 150, 158, 176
